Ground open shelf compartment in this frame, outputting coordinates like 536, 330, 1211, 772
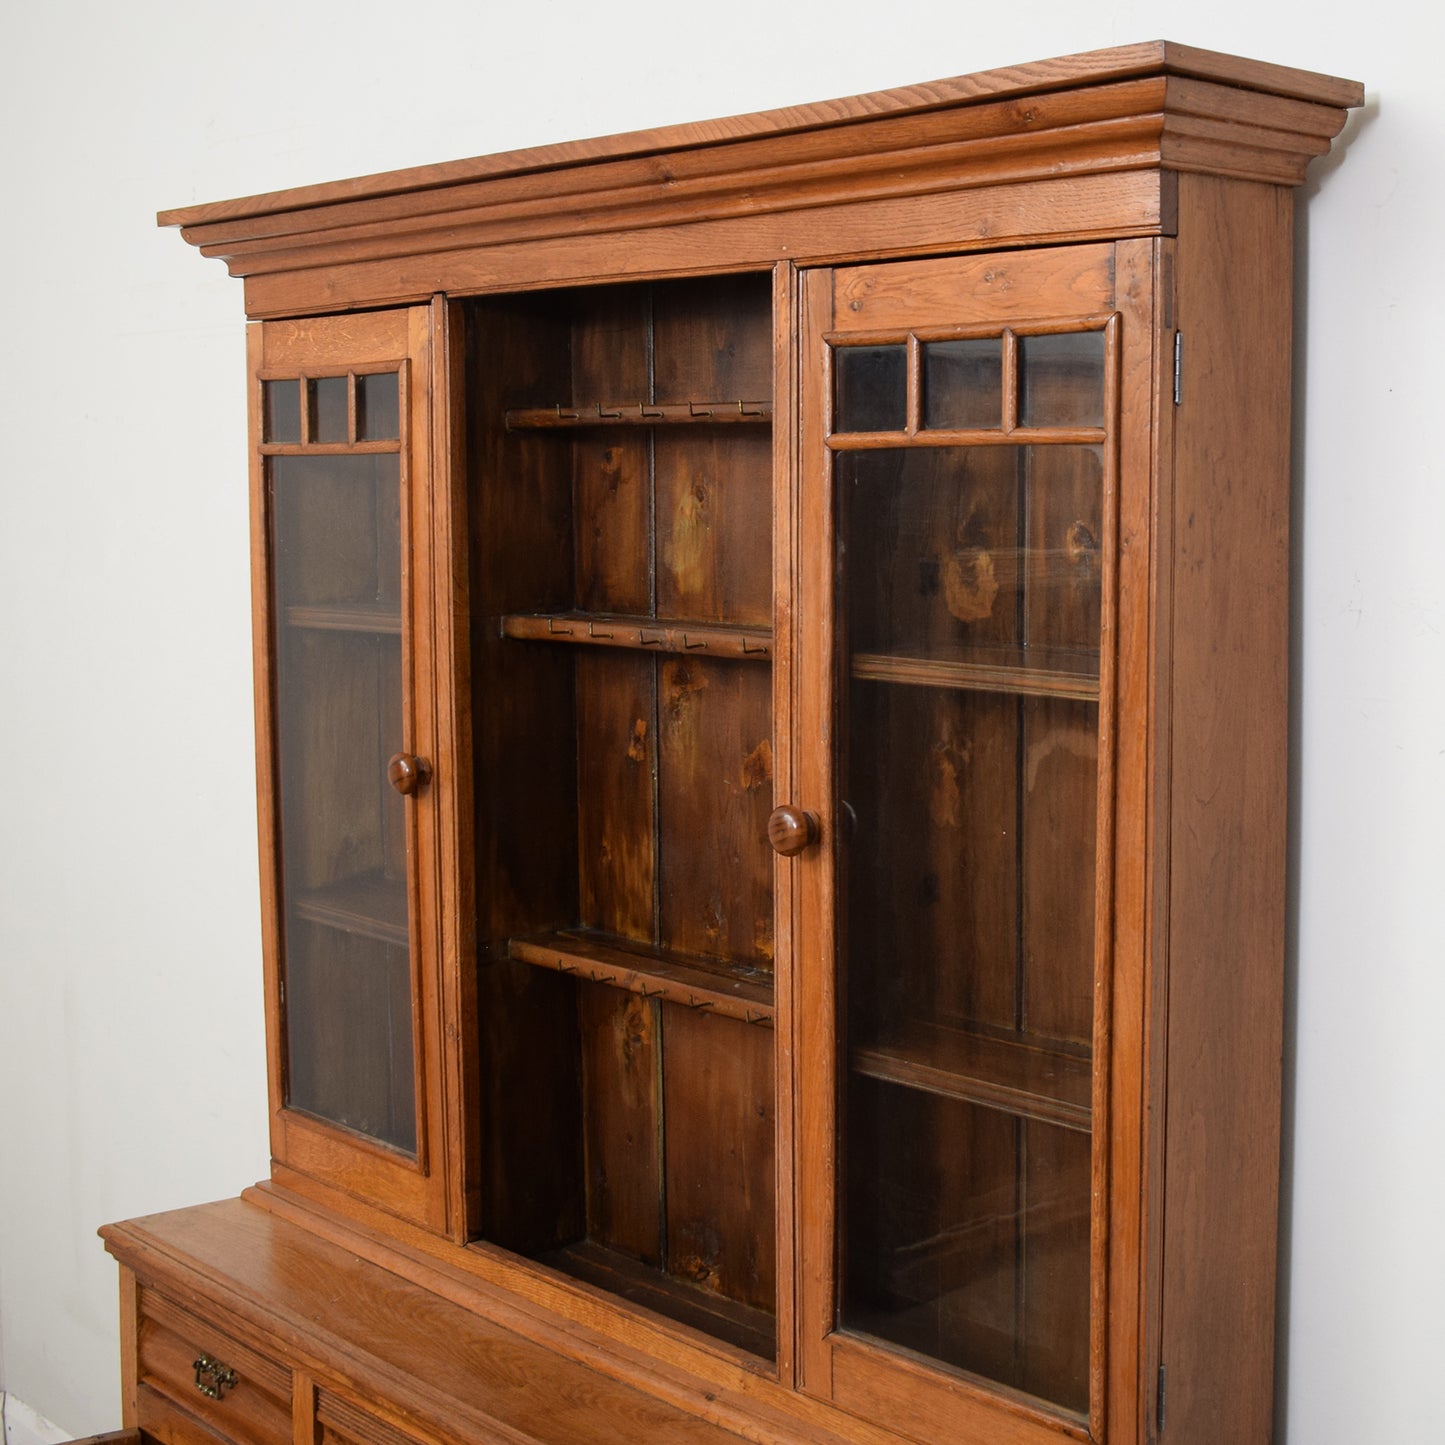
466, 272, 778, 1358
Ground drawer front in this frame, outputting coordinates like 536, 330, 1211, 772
319, 1389, 527, 1445
136, 1289, 292, 1445
317, 1393, 424, 1445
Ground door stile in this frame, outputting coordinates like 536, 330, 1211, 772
1106, 235, 1170, 1445
432, 294, 481, 1244
400, 302, 449, 1220
795, 265, 839, 1399
1086, 308, 1122, 1445
772, 259, 802, 1390
1136, 236, 1176, 1445
248, 322, 288, 1151
397, 337, 430, 1178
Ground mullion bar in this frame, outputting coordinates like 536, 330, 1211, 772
906, 333, 923, 437
1002, 330, 1020, 433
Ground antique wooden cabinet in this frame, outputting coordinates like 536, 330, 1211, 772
102, 41, 1361, 1445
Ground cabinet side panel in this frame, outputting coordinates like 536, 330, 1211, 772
1161, 174, 1293, 1442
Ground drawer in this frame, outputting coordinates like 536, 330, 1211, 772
135, 1288, 292, 1445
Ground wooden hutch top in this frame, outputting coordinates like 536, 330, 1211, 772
159, 41, 1363, 318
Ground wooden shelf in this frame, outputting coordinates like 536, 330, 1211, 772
852, 649, 1099, 701
502, 612, 771, 661
293, 872, 408, 948
537, 1240, 776, 1360
507, 930, 773, 1026
506, 400, 772, 429
284, 602, 402, 635
851, 1021, 1091, 1132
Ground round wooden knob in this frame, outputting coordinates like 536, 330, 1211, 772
767, 805, 819, 857
387, 752, 432, 795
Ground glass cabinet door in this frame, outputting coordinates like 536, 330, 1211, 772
251, 308, 449, 1232
796, 246, 1134, 1441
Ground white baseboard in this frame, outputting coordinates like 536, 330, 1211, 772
2, 1394, 72, 1445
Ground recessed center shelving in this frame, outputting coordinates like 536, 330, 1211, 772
508, 930, 773, 1025
502, 612, 771, 660
468, 273, 778, 1358
506, 399, 772, 428
536, 1239, 776, 1359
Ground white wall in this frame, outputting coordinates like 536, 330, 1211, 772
1, 3, 1439, 1441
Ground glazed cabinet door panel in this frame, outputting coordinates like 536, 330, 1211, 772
795, 244, 1158, 1444
251, 307, 451, 1232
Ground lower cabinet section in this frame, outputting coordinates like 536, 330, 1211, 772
105, 1196, 767, 1445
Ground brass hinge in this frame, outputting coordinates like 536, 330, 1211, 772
1172, 332, 1183, 406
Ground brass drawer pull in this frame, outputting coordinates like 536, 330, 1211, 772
192, 1353, 238, 1400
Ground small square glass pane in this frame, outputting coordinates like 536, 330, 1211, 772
835, 345, 907, 433
923, 339, 1002, 430
263, 379, 302, 444
308, 375, 350, 443
1019, 333, 1105, 428
357, 371, 400, 441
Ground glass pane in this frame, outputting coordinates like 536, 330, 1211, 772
836, 444, 1102, 1412
263, 379, 302, 444
357, 371, 400, 441
309, 375, 350, 443
836, 345, 907, 432
270, 452, 414, 1153
844, 1077, 1090, 1412
839, 446, 1103, 672
1018, 332, 1105, 428
923, 339, 1002, 430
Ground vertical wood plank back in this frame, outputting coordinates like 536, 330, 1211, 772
658, 657, 773, 966
577, 651, 657, 942
662, 1004, 777, 1314
579, 985, 664, 1265
653, 276, 773, 626
571, 286, 652, 615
